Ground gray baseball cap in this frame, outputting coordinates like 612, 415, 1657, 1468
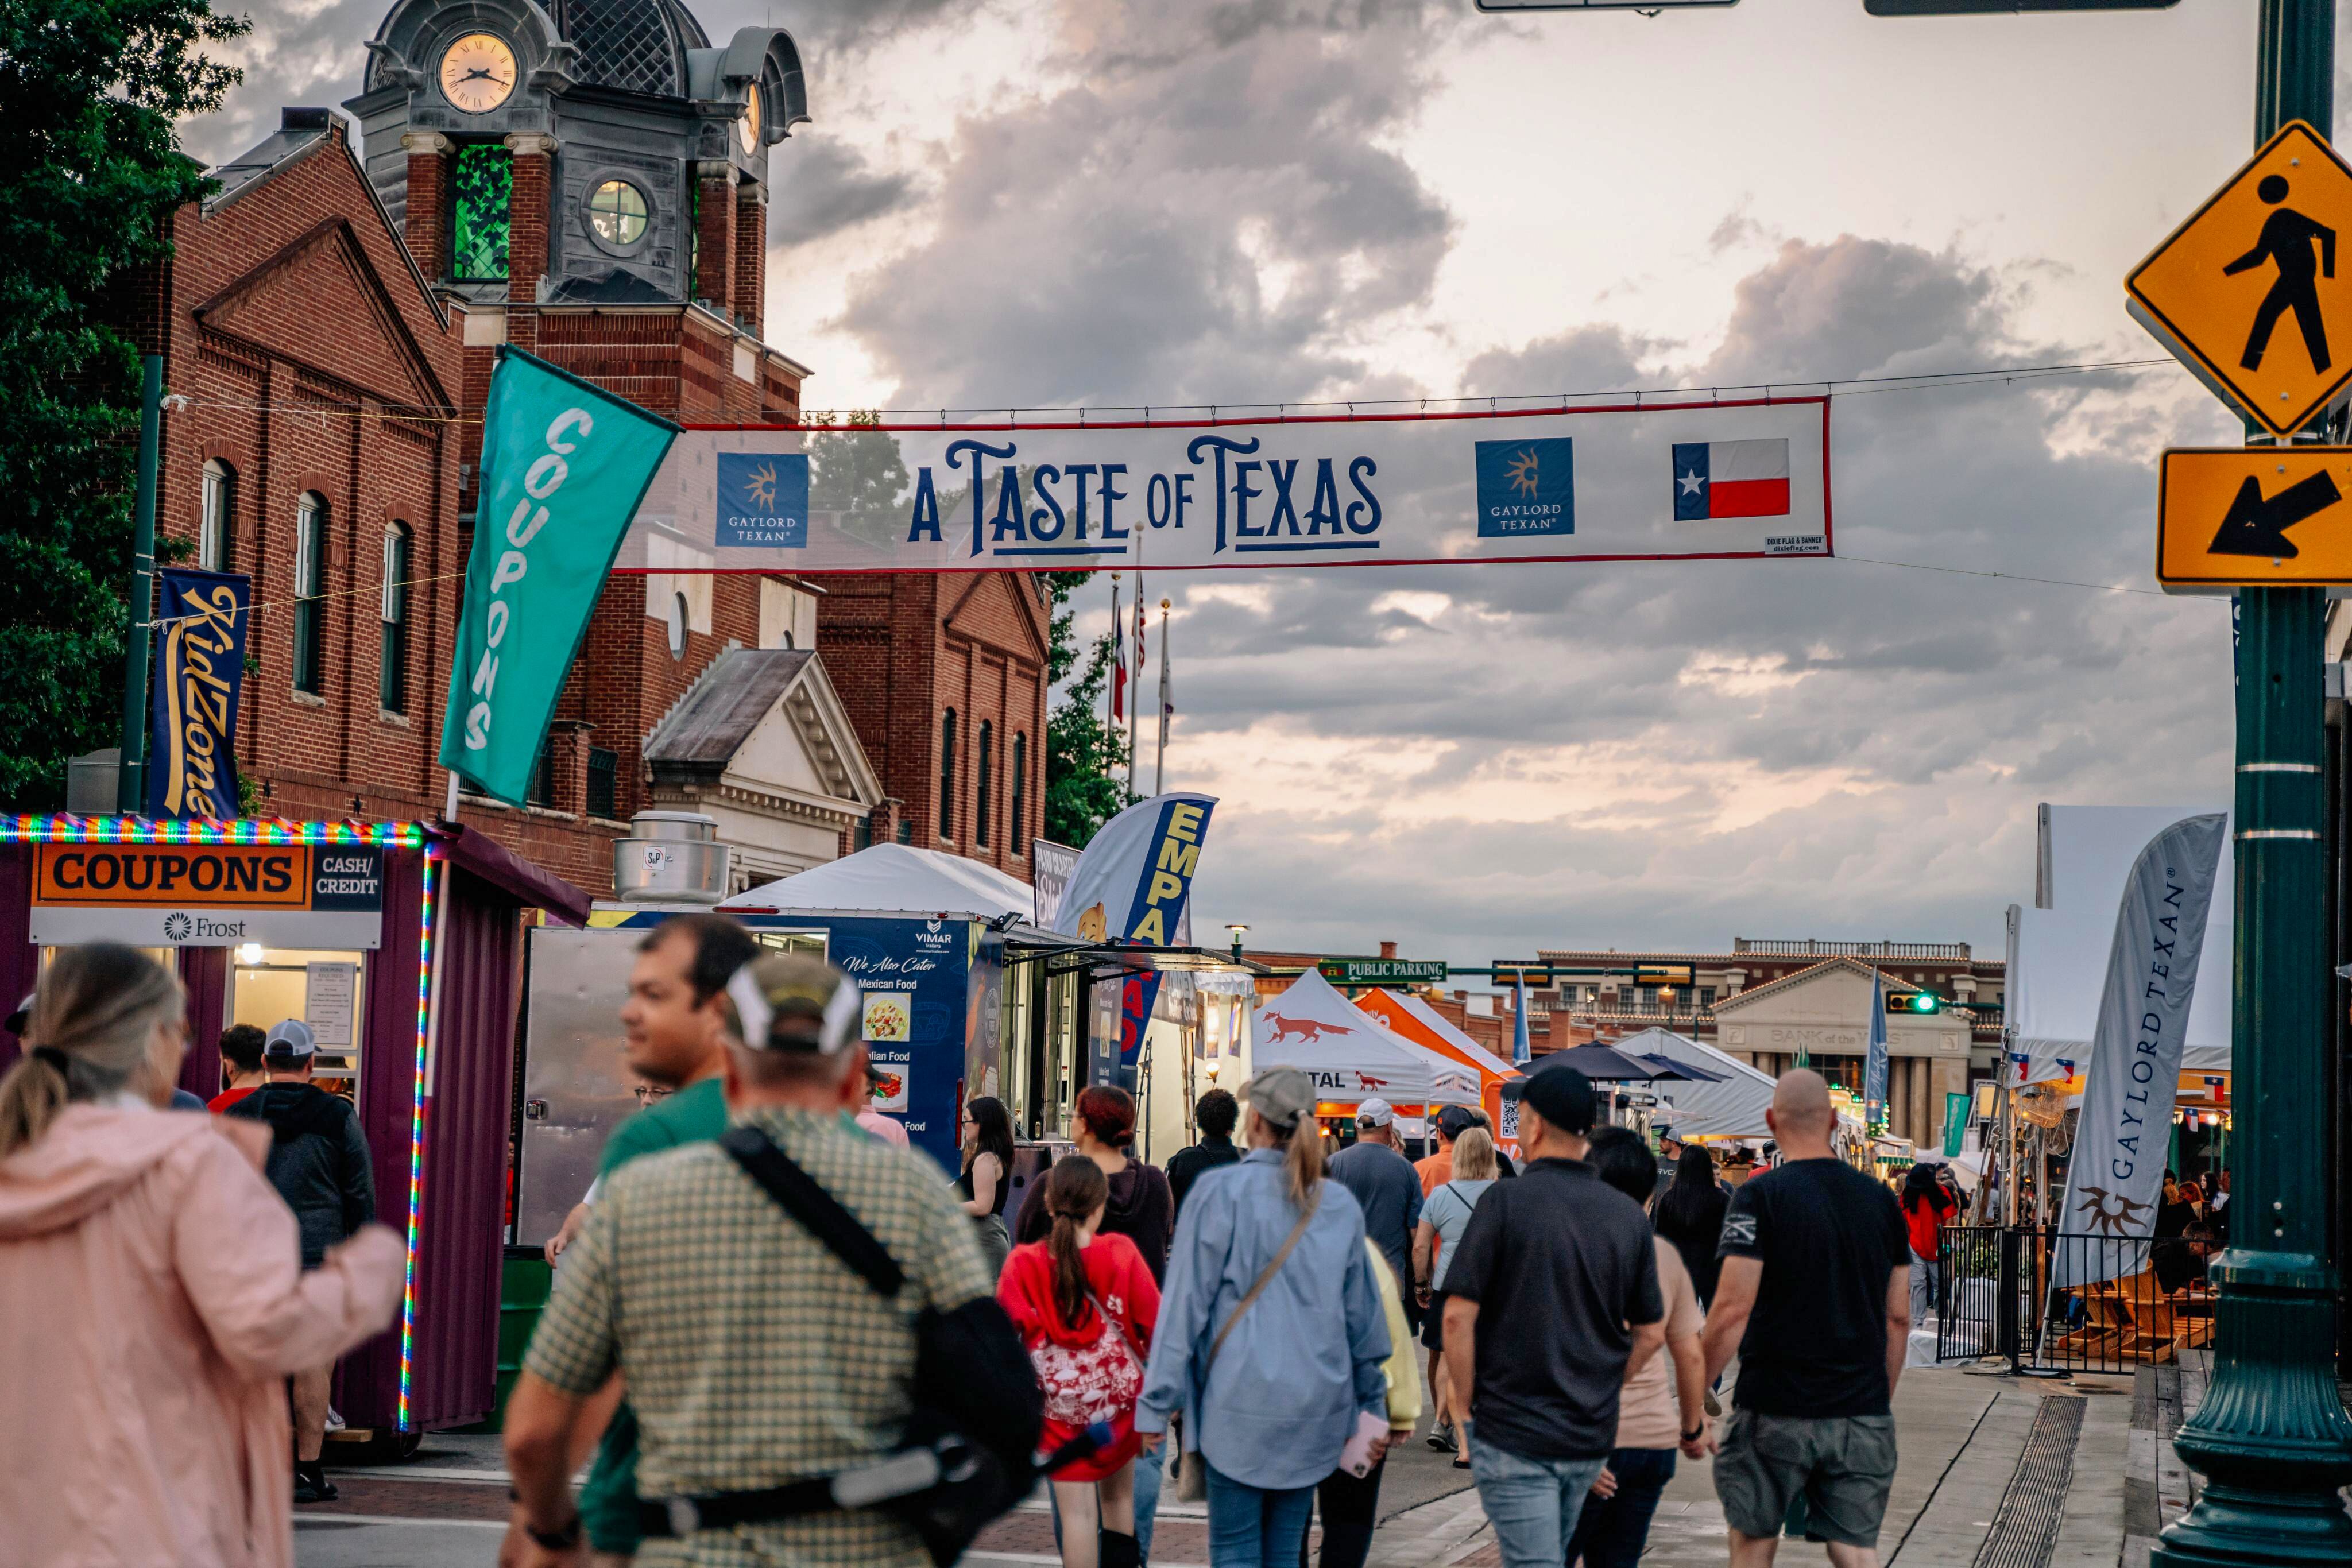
264, 1019, 316, 1060
1237, 1066, 1317, 1131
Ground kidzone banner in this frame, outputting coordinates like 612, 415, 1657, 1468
614, 398, 1832, 574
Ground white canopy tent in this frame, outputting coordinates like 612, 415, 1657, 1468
1610, 1025, 1777, 1140
1251, 970, 1480, 1107
721, 842, 1035, 920
2012, 806, 2234, 1081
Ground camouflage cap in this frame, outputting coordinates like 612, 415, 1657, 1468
724, 952, 860, 1055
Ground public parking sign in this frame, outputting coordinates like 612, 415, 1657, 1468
2157, 447, 2352, 591
2127, 121, 2352, 436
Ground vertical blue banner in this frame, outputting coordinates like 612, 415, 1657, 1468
1864, 968, 1889, 1130
146, 567, 250, 820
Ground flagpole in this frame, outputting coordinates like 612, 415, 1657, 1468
1127, 570, 1142, 801
1154, 597, 1170, 796
1107, 576, 1120, 763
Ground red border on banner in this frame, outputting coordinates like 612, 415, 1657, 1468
614, 394, 1834, 574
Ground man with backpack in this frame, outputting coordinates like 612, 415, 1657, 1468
504, 953, 1026, 1568
223, 1019, 374, 1503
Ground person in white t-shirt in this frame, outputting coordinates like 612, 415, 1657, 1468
1568, 1126, 1712, 1568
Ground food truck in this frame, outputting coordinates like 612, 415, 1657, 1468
0, 814, 589, 1443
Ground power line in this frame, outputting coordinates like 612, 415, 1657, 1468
163, 354, 2186, 427
1832, 553, 2186, 599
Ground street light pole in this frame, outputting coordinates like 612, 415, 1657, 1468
115, 354, 164, 814
2156, 5, 2352, 1563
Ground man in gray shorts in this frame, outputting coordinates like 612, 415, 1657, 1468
1700, 1071, 1911, 1566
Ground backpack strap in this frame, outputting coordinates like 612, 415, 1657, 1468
720, 1124, 905, 1298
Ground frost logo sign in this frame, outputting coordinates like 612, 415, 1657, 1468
715, 452, 809, 548
1475, 437, 1574, 537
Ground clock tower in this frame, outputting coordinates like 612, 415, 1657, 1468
344, 0, 803, 328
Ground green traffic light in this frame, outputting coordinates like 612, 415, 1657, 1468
1912, 993, 1939, 1013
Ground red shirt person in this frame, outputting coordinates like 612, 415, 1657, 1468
999, 1155, 1161, 1568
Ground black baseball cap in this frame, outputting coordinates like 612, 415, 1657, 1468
1518, 1063, 1596, 1135
1436, 1104, 1479, 1140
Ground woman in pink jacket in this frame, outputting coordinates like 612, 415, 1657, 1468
0, 943, 404, 1568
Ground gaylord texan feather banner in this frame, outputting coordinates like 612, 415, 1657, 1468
614, 398, 1832, 574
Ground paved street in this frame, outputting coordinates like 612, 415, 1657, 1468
293, 1361, 2180, 1567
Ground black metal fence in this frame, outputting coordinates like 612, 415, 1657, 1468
1933, 1225, 2216, 1374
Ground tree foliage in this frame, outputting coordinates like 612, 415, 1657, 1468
1041, 571, 1131, 848
0, 0, 245, 807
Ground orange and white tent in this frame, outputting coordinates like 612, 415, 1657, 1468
1356, 987, 1521, 1140
1251, 970, 1480, 1114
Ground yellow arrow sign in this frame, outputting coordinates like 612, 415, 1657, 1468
2128, 121, 2352, 436
2157, 447, 2352, 591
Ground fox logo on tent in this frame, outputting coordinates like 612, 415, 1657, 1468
1265, 1015, 1352, 1045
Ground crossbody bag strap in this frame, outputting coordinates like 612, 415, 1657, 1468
720, 1124, 906, 1298
1205, 1188, 1319, 1372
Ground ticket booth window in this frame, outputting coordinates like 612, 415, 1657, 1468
230, 945, 369, 1099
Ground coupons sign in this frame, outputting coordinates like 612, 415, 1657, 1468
617, 398, 1831, 574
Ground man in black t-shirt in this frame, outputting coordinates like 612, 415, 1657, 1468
1445, 1066, 1664, 1568
1701, 1070, 1910, 1567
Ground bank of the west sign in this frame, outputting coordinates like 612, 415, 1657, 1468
30, 843, 386, 950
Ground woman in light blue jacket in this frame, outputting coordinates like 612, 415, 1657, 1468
1136, 1067, 1392, 1567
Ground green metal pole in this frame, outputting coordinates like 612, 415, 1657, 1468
115, 354, 164, 815
2154, 5, 2352, 1562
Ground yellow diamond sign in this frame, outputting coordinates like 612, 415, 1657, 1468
2128, 121, 2352, 436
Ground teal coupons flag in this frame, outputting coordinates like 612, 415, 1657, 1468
439, 347, 678, 804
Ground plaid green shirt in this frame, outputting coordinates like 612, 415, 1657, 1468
524, 1104, 993, 1567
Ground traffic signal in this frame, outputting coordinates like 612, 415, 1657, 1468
1885, 990, 1941, 1015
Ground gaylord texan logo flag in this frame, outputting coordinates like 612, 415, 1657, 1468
1673, 439, 1790, 520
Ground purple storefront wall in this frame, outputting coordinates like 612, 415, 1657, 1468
2, 828, 587, 1434
343, 830, 587, 1431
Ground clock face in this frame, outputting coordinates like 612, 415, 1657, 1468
738, 83, 762, 154
440, 33, 517, 115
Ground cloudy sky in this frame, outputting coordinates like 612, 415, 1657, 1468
188, 0, 2297, 967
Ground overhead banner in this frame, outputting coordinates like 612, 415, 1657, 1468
146, 567, 250, 820
616, 398, 1832, 574
439, 347, 679, 806
2051, 813, 2226, 1288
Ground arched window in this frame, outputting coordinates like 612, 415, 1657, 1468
976, 721, 993, 848
668, 592, 688, 660
200, 459, 235, 571
1011, 733, 1027, 856
380, 524, 411, 714
293, 493, 327, 695
938, 708, 957, 840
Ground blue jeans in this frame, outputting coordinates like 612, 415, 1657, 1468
1563, 1446, 1677, 1568
1205, 1462, 1317, 1568
1049, 1445, 1162, 1561
1465, 1427, 1610, 1568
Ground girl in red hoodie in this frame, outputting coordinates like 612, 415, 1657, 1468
999, 1153, 1161, 1568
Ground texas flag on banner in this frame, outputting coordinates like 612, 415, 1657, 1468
1672, 439, 1790, 520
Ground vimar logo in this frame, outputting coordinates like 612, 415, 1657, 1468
1474, 437, 1574, 538
714, 452, 811, 549
163, 912, 192, 942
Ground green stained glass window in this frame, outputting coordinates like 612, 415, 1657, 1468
451, 145, 512, 282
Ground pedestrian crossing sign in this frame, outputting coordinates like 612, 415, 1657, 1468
2127, 121, 2352, 436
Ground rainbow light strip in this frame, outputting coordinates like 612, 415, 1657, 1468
396, 846, 441, 1430
1, 814, 423, 847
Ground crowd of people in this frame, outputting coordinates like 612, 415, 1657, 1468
0, 919, 1926, 1568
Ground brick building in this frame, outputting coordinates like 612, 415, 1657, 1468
118, 0, 1046, 895
135, 111, 477, 848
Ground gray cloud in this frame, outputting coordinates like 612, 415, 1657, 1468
834, 3, 1456, 408
767, 131, 916, 249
